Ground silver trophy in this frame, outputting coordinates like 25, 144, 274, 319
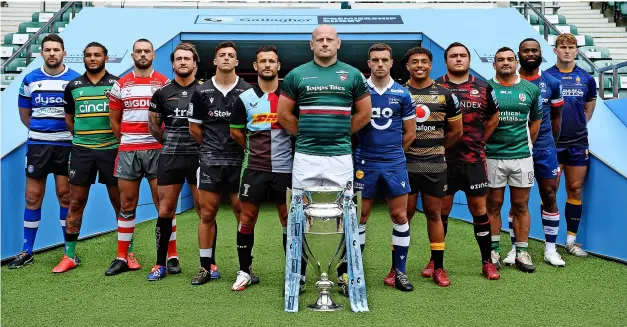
302, 186, 346, 312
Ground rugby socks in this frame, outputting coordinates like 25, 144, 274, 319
358, 224, 366, 252
392, 223, 410, 274
472, 214, 492, 263
430, 242, 445, 270
565, 198, 582, 244
22, 208, 41, 255
64, 232, 79, 258
283, 227, 307, 276
491, 235, 501, 253
237, 223, 255, 273
515, 242, 529, 255
542, 210, 560, 253
167, 217, 178, 260
441, 214, 449, 237
199, 248, 213, 270
155, 217, 173, 266
212, 220, 217, 265
508, 215, 516, 250
116, 211, 136, 261
60, 206, 68, 235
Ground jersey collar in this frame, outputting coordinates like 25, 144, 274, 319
132, 69, 155, 78
442, 74, 474, 84
212, 76, 239, 97
40, 64, 69, 77
367, 77, 394, 96
492, 75, 521, 86
519, 70, 542, 81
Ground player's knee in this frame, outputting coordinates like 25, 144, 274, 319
158, 207, 176, 219
390, 210, 408, 225
119, 194, 137, 212
69, 197, 87, 215
57, 189, 71, 207
359, 209, 370, 224
486, 197, 503, 213
25, 188, 44, 207
566, 185, 583, 200
239, 210, 257, 226
511, 201, 529, 216
542, 188, 557, 206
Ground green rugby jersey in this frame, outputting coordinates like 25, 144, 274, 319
281, 60, 369, 156
486, 76, 542, 159
64, 72, 119, 150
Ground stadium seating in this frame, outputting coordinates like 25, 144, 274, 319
578, 46, 612, 60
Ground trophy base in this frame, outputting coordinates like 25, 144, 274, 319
307, 291, 342, 312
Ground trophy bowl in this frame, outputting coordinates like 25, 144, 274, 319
302, 187, 346, 312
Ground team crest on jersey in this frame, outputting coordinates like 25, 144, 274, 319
540, 82, 546, 90
415, 104, 430, 123
528, 172, 534, 183
104, 89, 111, 98
470, 89, 479, 96
339, 74, 348, 81
519, 94, 527, 102
355, 170, 364, 179
576, 77, 581, 84
69, 169, 76, 180
27, 165, 34, 173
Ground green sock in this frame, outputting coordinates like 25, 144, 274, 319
128, 237, 134, 253
515, 242, 528, 255
64, 232, 79, 258
491, 241, 500, 252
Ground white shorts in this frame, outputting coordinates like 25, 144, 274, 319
486, 157, 535, 188
292, 152, 353, 195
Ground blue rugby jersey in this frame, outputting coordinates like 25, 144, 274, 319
354, 78, 415, 170
545, 65, 597, 148
521, 71, 564, 150
18, 65, 80, 146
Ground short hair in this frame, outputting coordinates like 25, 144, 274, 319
368, 43, 393, 58
444, 42, 470, 60
133, 38, 153, 50
555, 33, 577, 47
170, 42, 199, 63
41, 34, 64, 50
518, 38, 540, 50
256, 45, 279, 60
83, 41, 108, 56
404, 46, 433, 64
216, 41, 237, 54
495, 46, 516, 58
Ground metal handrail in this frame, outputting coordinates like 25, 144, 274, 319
0, 2, 80, 72
519, 1, 599, 73
598, 61, 627, 100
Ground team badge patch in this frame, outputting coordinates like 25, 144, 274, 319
27, 165, 34, 173
339, 74, 348, 81
528, 172, 534, 183
519, 93, 527, 102
355, 170, 364, 179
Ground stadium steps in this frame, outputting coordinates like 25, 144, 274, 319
0, 2, 61, 42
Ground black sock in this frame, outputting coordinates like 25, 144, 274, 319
237, 224, 254, 272
337, 248, 347, 276
432, 250, 444, 270
155, 217, 173, 266
472, 214, 492, 263
390, 247, 395, 271
211, 220, 217, 265
442, 214, 449, 237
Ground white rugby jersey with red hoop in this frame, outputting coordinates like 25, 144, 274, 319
108, 70, 169, 151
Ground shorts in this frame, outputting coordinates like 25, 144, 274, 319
533, 148, 560, 179
486, 157, 535, 188
25, 144, 71, 179
446, 161, 489, 196
354, 168, 410, 199
197, 165, 241, 193
157, 154, 199, 186
239, 168, 291, 204
556, 146, 589, 167
114, 149, 161, 180
292, 152, 353, 195
69, 146, 118, 186
408, 171, 447, 198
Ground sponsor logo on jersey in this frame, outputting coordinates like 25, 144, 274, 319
305, 85, 346, 92
469, 182, 488, 190
519, 93, 527, 102
302, 76, 318, 80
209, 109, 231, 118
173, 108, 189, 117
371, 107, 393, 130
34, 94, 64, 105
124, 99, 151, 108
459, 101, 482, 109
355, 170, 364, 179
391, 89, 405, 94
470, 89, 479, 96
79, 101, 109, 113
252, 113, 278, 124
415, 104, 430, 123
388, 97, 400, 105
562, 88, 584, 97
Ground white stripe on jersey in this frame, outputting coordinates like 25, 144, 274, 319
402, 114, 416, 121
121, 134, 156, 144
299, 105, 352, 111
31, 107, 65, 118
28, 130, 72, 142
118, 84, 155, 98
122, 109, 149, 122
26, 79, 69, 93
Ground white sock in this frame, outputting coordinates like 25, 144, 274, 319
566, 234, 577, 244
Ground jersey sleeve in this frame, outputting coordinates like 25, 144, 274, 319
445, 93, 462, 121
486, 84, 500, 115
108, 80, 124, 111
401, 89, 416, 120
585, 74, 597, 102
63, 84, 75, 115
18, 79, 32, 109
187, 90, 206, 124
230, 96, 247, 129
148, 89, 163, 114
281, 70, 298, 101
529, 87, 543, 121
550, 79, 564, 108
352, 72, 370, 101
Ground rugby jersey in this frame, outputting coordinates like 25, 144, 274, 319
520, 71, 564, 150
108, 70, 169, 151
18, 65, 80, 146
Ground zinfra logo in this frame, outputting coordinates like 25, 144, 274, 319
34, 94, 64, 105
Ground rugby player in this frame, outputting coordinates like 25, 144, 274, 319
405, 47, 462, 287
436, 42, 501, 280
517, 38, 566, 266
10, 34, 80, 269
486, 47, 542, 273
546, 34, 597, 257
105, 39, 174, 276
188, 41, 251, 285
52, 42, 120, 273
146, 42, 202, 280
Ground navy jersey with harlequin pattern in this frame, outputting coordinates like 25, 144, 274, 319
355, 78, 415, 170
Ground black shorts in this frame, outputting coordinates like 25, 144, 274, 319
69, 146, 118, 186
239, 168, 291, 205
197, 165, 241, 193
408, 171, 447, 198
158, 154, 199, 186
446, 161, 489, 196
25, 144, 71, 179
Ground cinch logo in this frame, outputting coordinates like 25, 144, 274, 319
34, 94, 64, 105
124, 99, 150, 108
209, 110, 231, 118
252, 113, 278, 124
79, 102, 108, 113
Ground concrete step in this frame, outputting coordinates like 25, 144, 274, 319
595, 43, 627, 49
561, 13, 605, 19
566, 18, 610, 24
585, 32, 627, 38
610, 54, 627, 61
593, 38, 627, 45
557, 1, 591, 7
558, 9, 598, 15
610, 49, 627, 55
578, 27, 627, 33
575, 22, 618, 27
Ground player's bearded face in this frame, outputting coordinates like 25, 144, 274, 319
445, 47, 470, 75
214, 47, 238, 73
132, 42, 154, 70
83, 47, 106, 74
41, 41, 65, 70
368, 50, 393, 78
254, 52, 280, 81
519, 43, 542, 71
173, 50, 196, 78
406, 54, 432, 81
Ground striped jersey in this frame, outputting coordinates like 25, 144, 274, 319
108, 70, 169, 152
521, 71, 564, 150
406, 82, 461, 173
230, 84, 293, 173
64, 72, 119, 150
18, 65, 80, 146
281, 60, 369, 156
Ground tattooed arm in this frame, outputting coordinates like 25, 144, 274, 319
148, 111, 165, 144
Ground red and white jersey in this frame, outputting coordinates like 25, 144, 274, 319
109, 70, 169, 151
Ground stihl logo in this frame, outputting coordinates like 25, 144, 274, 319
124, 99, 150, 108
252, 113, 278, 124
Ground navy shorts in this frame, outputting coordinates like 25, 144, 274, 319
354, 168, 411, 199
533, 147, 560, 179
556, 146, 589, 167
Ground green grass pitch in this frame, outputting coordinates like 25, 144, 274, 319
2, 205, 627, 326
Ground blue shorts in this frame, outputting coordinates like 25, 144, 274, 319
533, 148, 560, 179
556, 146, 590, 167
354, 168, 410, 199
